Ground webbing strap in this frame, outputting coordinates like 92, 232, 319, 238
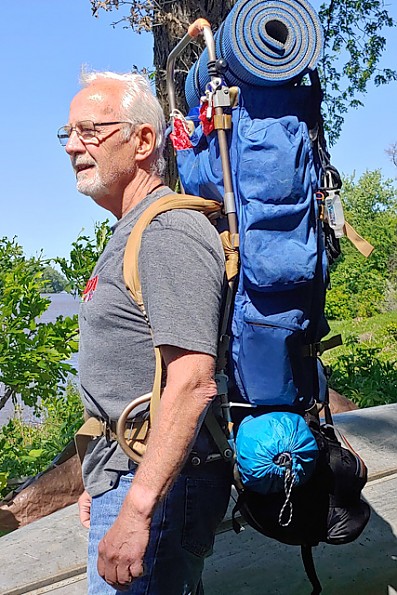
220, 230, 239, 281
301, 545, 322, 595
344, 221, 374, 258
204, 408, 233, 462
123, 193, 222, 427
123, 193, 222, 310
302, 334, 342, 357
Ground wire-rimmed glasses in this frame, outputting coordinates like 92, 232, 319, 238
57, 120, 133, 146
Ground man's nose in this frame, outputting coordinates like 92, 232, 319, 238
65, 130, 85, 155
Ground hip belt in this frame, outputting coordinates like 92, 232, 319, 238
74, 415, 149, 463
75, 409, 232, 467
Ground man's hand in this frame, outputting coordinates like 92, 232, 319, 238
97, 503, 151, 590
78, 490, 92, 528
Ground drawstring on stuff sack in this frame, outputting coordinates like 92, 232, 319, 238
277, 452, 322, 595
275, 452, 296, 527
276, 453, 322, 595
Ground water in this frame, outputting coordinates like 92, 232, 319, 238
0, 293, 80, 426
39, 292, 80, 322
39, 293, 80, 370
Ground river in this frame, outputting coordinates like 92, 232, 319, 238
0, 293, 80, 427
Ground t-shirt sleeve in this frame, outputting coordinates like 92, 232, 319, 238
138, 214, 225, 357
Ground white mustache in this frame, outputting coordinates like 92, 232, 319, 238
72, 158, 96, 171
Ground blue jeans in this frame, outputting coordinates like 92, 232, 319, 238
87, 461, 232, 594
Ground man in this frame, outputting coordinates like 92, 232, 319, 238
58, 70, 231, 594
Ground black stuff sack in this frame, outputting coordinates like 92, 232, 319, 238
233, 416, 371, 594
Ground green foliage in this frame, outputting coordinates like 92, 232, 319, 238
323, 311, 397, 407
0, 238, 78, 411
0, 383, 84, 500
0, 224, 110, 500
330, 335, 397, 408
55, 220, 111, 297
319, 0, 396, 144
386, 322, 397, 341
326, 170, 397, 320
41, 265, 67, 293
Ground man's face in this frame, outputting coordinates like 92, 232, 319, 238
65, 81, 136, 206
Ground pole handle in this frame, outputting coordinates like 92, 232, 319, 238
188, 18, 211, 38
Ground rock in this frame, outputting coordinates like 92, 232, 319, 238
329, 388, 358, 414
0, 454, 83, 532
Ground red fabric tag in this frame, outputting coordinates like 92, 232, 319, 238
169, 118, 192, 150
199, 103, 214, 136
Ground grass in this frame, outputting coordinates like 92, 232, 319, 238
322, 310, 397, 407
323, 310, 397, 366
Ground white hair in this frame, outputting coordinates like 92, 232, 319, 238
80, 70, 166, 176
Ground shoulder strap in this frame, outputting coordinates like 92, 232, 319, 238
122, 193, 222, 430
123, 193, 221, 311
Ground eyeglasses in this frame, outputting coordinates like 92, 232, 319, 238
57, 120, 133, 146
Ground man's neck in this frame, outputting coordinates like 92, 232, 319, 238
120, 170, 164, 218
95, 170, 164, 219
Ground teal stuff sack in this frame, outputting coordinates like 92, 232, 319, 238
235, 411, 318, 495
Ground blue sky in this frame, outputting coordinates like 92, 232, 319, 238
1, 0, 396, 260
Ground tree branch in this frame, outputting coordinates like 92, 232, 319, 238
0, 386, 14, 412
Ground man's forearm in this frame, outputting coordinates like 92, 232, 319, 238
120, 350, 217, 521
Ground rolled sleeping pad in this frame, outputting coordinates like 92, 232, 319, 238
185, 0, 323, 109
235, 411, 319, 496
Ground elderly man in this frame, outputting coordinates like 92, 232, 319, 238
58, 71, 231, 594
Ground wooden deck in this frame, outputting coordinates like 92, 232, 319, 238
1, 404, 397, 594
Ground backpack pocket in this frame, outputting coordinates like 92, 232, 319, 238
233, 302, 308, 407
176, 116, 231, 203
237, 115, 318, 291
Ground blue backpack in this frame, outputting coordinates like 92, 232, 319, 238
166, 0, 371, 592
178, 74, 334, 413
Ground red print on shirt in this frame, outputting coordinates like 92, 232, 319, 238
82, 275, 98, 303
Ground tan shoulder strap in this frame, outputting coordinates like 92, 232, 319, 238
123, 193, 222, 425
123, 193, 222, 310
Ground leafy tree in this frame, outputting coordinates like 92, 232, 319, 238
0, 382, 84, 500
55, 220, 111, 297
0, 238, 78, 412
41, 265, 67, 294
90, 0, 396, 147
326, 170, 397, 319
386, 142, 397, 168
0, 224, 110, 414
318, 0, 396, 144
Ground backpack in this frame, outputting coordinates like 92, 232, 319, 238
165, 1, 372, 592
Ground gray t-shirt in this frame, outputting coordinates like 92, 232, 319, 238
78, 187, 225, 496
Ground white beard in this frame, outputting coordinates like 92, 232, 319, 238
76, 168, 108, 200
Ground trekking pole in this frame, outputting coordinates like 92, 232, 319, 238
167, 20, 240, 442
166, 19, 239, 248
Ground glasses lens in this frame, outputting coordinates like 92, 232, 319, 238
57, 126, 70, 146
77, 121, 96, 140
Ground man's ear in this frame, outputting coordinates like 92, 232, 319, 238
134, 124, 157, 163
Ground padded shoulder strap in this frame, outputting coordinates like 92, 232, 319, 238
123, 193, 221, 426
123, 193, 222, 311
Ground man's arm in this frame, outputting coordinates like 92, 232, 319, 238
97, 345, 217, 589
